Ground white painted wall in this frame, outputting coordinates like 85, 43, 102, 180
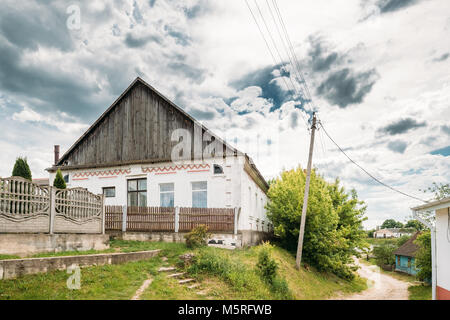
436, 208, 450, 292
49, 155, 271, 232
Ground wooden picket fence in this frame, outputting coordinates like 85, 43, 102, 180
179, 207, 234, 232
104, 205, 123, 231
104, 206, 235, 233
127, 206, 175, 232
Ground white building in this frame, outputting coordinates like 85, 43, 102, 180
373, 228, 414, 239
47, 77, 272, 244
412, 197, 450, 300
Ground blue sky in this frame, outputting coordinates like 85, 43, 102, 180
0, 0, 449, 228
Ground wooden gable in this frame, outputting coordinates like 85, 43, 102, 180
52, 78, 239, 169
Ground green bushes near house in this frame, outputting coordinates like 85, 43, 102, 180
184, 225, 210, 248
53, 169, 66, 189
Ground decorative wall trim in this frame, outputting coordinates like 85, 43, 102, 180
142, 164, 210, 174
72, 168, 131, 178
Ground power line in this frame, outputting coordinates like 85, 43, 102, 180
319, 119, 428, 203
244, 0, 310, 130
271, 0, 317, 112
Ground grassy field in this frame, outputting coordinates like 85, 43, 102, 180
0, 240, 366, 300
408, 284, 432, 300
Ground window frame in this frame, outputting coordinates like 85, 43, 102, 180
102, 186, 116, 198
127, 178, 147, 207
192, 181, 207, 208
159, 183, 175, 208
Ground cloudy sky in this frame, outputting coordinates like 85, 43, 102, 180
0, 0, 449, 228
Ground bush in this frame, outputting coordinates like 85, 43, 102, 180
53, 169, 66, 189
256, 242, 278, 284
184, 225, 210, 248
12, 157, 32, 181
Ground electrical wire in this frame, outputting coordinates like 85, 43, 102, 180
245, 0, 310, 130
319, 119, 429, 203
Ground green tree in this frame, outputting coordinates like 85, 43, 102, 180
420, 182, 450, 200
373, 242, 396, 266
53, 169, 66, 189
266, 167, 367, 279
11, 157, 32, 181
405, 219, 426, 231
415, 231, 431, 281
381, 219, 403, 229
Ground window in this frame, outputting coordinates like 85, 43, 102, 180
213, 164, 223, 174
192, 181, 207, 208
63, 174, 69, 183
103, 187, 116, 198
160, 183, 174, 207
397, 256, 401, 265
408, 258, 411, 268
127, 178, 147, 207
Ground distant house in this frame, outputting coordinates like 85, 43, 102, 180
373, 228, 414, 239
46, 77, 272, 245
393, 231, 421, 275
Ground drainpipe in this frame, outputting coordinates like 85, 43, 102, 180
413, 210, 437, 300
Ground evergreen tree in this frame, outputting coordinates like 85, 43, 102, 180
12, 157, 32, 181
53, 169, 66, 189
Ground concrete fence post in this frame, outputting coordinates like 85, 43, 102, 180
234, 207, 240, 235
174, 207, 180, 233
101, 195, 105, 235
122, 205, 127, 232
49, 187, 56, 234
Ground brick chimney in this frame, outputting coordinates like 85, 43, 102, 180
54, 145, 60, 165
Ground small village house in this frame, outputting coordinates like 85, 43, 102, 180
393, 231, 421, 276
373, 228, 414, 239
46, 77, 272, 246
412, 197, 450, 300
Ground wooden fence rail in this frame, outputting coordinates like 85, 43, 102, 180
104, 206, 235, 233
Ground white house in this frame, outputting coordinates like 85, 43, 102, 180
373, 228, 414, 239
47, 77, 272, 245
412, 197, 450, 300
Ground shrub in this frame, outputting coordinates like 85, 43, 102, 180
53, 169, 66, 189
12, 157, 32, 181
184, 225, 210, 248
256, 242, 278, 284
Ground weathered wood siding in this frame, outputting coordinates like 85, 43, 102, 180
63, 82, 209, 166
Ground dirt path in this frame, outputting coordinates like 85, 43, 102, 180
335, 259, 410, 300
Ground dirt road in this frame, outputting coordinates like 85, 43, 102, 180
335, 259, 410, 300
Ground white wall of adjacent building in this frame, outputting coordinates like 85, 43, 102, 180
49, 155, 271, 232
436, 208, 450, 293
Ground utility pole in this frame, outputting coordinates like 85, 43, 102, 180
296, 112, 317, 269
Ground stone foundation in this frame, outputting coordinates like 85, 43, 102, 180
0, 233, 110, 257
109, 230, 272, 248
0, 249, 160, 280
